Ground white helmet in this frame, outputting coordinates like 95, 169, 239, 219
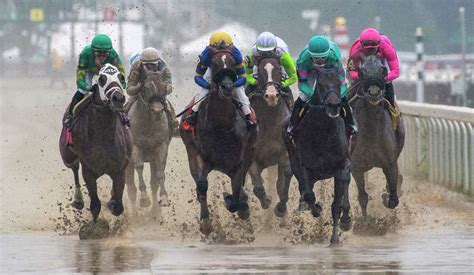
256, 32, 277, 52
141, 47, 160, 64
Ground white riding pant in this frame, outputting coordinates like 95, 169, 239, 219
192, 68, 251, 115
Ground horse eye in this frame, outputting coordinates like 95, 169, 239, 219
99, 75, 107, 87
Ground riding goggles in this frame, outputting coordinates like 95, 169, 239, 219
94, 50, 110, 55
311, 56, 327, 65
361, 40, 380, 48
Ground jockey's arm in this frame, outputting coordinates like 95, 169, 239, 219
244, 52, 257, 86
161, 64, 173, 95
280, 52, 297, 88
383, 46, 400, 82
232, 47, 247, 87
336, 59, 349, 97
76, 52, 92, 91
126, 61, 142, 96
194, 56, 210, 89
297, 68, 313, 98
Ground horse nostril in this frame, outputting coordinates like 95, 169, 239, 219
276, 93, 280, 97
264, 94, 269, 98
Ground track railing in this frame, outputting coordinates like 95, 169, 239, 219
398, 101, 474, 195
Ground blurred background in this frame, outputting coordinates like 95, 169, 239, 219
0, 0, 473, 106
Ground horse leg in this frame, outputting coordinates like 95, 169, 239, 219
107, 171, 125, 217
301, 168, 322, 218
71, 162, 84, 210
382, 164, 399, 209
155, 143, 170, 207
225, 169, 250, 220
274, 161, 292, 217
248, 162, 271, 209
133, 147, 150, 208
189, 154, 212, 235
330, 175, 345, 245
337, 164, 352, 232
353, 170, 369, 217
124, 163, 137, 213
82, 166, 101, 221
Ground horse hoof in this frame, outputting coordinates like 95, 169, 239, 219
298, 201, 309, 212
329, 237, 341, 247
159, 195, 170, 207
260, 195, 272, 210
238, 204, 250, 220
71, 200, 84, 210
200, 218, 212, 236
107, 200, 124, 216
339, 217, 352, 232
79, 219, 110, 240
382, 193, 399, 209
310, 203, 323, 218
274, 202, 287, 218
139, 196, 151, 208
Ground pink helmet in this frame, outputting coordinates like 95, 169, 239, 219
360, 28, 381, 49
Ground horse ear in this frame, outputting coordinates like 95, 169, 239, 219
99, 74, 107, 87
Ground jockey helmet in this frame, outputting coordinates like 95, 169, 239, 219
209, 31, 233, 47
91, 34, 112, 52
256, 32, 277, 51
308, 36, 330, 58
360, 28, 381, 49
141, 47, 160, 63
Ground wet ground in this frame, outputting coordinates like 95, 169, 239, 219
1, 77, 474, 273
2, 225, 473, 273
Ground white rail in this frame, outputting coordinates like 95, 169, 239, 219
399, 101, 474, 195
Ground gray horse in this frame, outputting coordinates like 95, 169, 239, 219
180, 49, 257, 235
59, 64, 132, 222
125, 66, 172, 212
248, 57, 293, 217
350, 55, 405, 216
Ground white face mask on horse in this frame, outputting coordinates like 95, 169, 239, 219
96, 64, 126, 111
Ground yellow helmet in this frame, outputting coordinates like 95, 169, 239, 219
209, 31, 233, 47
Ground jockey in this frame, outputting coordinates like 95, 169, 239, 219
243, 31, 297, 101
63, 34, 128, 128
287, 35, 357, 137
125, 47, 179, 136
347, 28, 400, 106
187, 31, 256, 129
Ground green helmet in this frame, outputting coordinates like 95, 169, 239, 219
91, 34, 112, 51
308, 36, 330, 58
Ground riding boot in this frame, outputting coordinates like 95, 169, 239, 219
282, 86, 294, 110
245, 114, 257, 130
287, 97, 305, 138
119, 111, 131, 127
341, 96, 358, 136
384, 82, 396, 107
165, 102, 180, 137
64, 90, 85, 128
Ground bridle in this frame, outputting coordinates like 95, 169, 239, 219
308, 69, 342, 110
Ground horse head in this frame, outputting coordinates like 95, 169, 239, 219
358, 55, 387, 105
97, 63, 126, 112
141, 64, 167, 114
257, 58, 282, 107
311, 69, 341, 118
210, 49, 237, 99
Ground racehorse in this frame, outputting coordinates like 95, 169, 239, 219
248, 57, 292, 217
283, 69, 352, 245
180, 49, 257, 235
59, 63, 132, 222
125, 65, 172, 213
349, 55, 405, 216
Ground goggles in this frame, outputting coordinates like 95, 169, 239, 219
311, 56, 327, 65
361, 40, 380, 48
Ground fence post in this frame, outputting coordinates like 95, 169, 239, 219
416, 27, 424, 103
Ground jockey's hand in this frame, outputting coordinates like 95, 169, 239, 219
90, 83, 99, 93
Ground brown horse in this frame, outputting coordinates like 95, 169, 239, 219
248, 57, 293, 217
59, 64, 132, 222
125, 66, 172, 212
283, 69, 352, 245
350, 55, 405, 216
180, 49, 257, 235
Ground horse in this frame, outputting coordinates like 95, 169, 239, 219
59, 63, 132, 223
180, 49, 258, 235
349, 55, 405, 216
283, 69, 352, 245
248, 57, 293, 217
125, 65, 172, 214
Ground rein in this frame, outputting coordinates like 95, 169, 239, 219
309, 69, 342, 109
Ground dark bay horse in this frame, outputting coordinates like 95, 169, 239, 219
248, 57, 292, 217
125, 66, 172, 213
283, 69, 351, 245
350, 55, 405, 216
59, 64, 132, 222
180, 49, 257, 235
